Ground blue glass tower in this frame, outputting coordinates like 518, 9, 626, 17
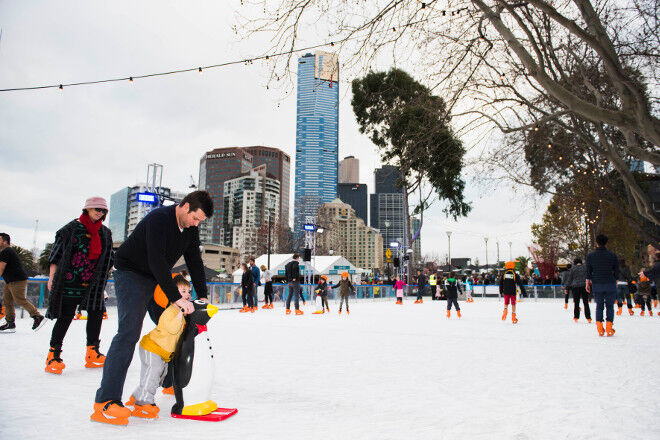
294, 51, 339, 239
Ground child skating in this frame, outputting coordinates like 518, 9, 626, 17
445, 272, 463, 318
499, 262, 527, 324
332, 272, 355, 315
121, 275, 190, 420
313, 276, 330, 314
637, 273, 653, 316
394, 276, 406, 305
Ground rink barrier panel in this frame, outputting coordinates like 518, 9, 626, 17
1, 279, 568, 318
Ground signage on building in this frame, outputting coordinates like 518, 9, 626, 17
136, 192, 158, 205
334, 265, 350, 270
206, 152, 237, 159
278, 270, 286, 275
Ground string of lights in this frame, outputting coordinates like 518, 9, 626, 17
0, 7, 471, 93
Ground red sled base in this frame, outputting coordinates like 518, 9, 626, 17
171, 407, 238, 422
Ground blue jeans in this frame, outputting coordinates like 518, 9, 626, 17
616, 284, 632, 308
592, 283, 616, 323
95, 270, 156, 403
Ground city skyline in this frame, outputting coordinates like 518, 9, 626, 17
0, 1, 545, 264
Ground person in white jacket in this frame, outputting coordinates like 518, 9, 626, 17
260, 265, 274, 309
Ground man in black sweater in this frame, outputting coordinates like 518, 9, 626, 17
92, 191, 213, 425
285, 254, 302, 314
586, 234, 619, 337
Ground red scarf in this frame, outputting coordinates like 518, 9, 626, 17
78, 213, 103, 260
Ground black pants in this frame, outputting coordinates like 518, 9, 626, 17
264, 281, 273, 304
572, 286, 591, 320
321, 294, 329, 311
446, 293, 460, 311
640, 295, 652, 312
242, 288, 254, 307
564, 288, 570, 304
50, 296, 103, 348
417, 286, 425, 301
431, 285, 437, 300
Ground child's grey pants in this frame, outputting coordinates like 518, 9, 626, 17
131, 346, 168, 405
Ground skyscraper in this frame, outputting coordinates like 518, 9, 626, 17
109, 185, 187, 244
370, 165, 407, 261
339, 155, 359, 183
199, 146, 290, 245
199, 148, 253, 244
338, 183, 368, 225
222, 165, 281, 256
244, 146, 291, 226
294, 51, 339, 239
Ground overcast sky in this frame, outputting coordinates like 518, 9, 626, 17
0, 1, 546, 264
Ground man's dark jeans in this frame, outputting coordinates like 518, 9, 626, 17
95, 269, 156, 403
593, 283, 616, 323
286, 281, 301, 310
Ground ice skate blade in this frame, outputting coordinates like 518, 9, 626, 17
90, 411, 129, 426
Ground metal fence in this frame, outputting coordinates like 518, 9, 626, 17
0, 280, 567, 317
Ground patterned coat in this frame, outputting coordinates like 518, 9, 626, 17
46, 220, 114, 318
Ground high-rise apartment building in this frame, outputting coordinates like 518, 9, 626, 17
294, 51, 339, 239
338, 183, 368, 225
109, 185, 187, 244
317, 199, 383, 271
244, 146, 291, 227
199, 146, 289, 245
222, 166, 280, 257
339, 155, 359, 183
370, 165, 407, 260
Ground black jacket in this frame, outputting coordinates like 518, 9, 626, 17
47, 220, 114, 317
241, 270, 254, 293
285, 259, 300, 282
499, 270, 527, 296
585, 247, 619, 285
643, 261, 660, 287
417, 274, 427, 288
114, 205, 207, 302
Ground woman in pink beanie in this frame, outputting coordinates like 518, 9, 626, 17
44, 197, 114, 375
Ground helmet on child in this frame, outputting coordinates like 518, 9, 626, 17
342, 271, 349, 277
505, 261, 516, 270
320, 275, 328, 281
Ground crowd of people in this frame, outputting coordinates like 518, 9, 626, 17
1, 189, 658, 426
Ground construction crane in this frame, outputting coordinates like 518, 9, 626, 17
31, 219, 39, 259
189, 175, 197, 189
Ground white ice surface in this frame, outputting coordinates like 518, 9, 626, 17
1, 299, 659, 440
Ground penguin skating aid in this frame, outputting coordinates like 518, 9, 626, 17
170, 300, 238, 422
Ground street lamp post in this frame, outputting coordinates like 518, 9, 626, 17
496, 240, 500, 268
267, 215, 272, 270
484, 237, 489, 272
446, 231, 452, 269
508, 241, 513, 261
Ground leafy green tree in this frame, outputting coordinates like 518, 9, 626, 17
38, 243, 54, 273
351, 68, 470, 270
12, 245, 36, 273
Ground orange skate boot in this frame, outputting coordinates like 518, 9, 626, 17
606, 321, 615, 336
45, 346, 65, 374
457, 310, 461, 318
596, 321, 605, 336
90, 400, 131, 425
446, 310, 451, 318
85, 343, 106, 368
501, 308, 508, 321
511, 313, 518, 324
295, 309, 304, 315
162, 386, 174, 395
286, 309, 291, 315
616, 306, 622, 316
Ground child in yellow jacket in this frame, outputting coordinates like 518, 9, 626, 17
126, 275, 190, 418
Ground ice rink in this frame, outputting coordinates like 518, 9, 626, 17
1, 298, 659, 440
